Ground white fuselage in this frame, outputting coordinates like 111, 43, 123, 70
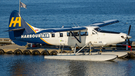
34, 26, 127, 47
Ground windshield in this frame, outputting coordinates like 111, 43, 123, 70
94, 28, 102, 32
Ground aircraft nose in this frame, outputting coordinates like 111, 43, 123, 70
121, 34, 131, 39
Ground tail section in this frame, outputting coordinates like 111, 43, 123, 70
8, 10, 35, 46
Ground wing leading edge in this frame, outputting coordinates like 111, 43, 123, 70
37, 27, 87, 34
91, 19, 119, 27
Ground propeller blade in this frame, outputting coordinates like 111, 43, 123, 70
125, 25, 132, 51
128, 25, 131, 35
128, 39, 131, 46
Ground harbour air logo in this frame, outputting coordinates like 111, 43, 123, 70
21, 33, 50, 38
9, 17, 21, 27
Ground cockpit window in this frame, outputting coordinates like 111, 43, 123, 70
94, 28, 101, 32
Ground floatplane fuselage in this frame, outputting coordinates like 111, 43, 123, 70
20, 26, 129, 48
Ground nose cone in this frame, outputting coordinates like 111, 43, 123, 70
127, 35, 132, 39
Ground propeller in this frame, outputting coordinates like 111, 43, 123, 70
127, 25, 131, 46
119, 25, 132, 51
125, 25, 132, 51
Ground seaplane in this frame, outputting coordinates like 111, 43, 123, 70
7, 10, 132, 61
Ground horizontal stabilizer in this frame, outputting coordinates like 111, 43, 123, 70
91, 19, 119, 27
5, 28, 25, 32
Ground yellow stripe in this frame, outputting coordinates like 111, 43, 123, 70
40, 38, 52, 45
26, 22, 51, 45
26, 22, 37, 33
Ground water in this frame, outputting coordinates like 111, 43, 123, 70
1, 0, 135, 76
0, 55, 135, 76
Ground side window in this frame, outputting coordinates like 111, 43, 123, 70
68, 31, 88, 36
52, 33, 55, 37
81, 32, 88, 36
74, 32, 79, 36
60, 33, 63, 37
71, 32, 79, 36
67, 32, 70, 36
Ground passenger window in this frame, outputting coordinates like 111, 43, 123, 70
68, 32, 88, 36
52, 34, 55, 37
67, 32, 70, 36
60, 33, 63, 37
81, 32, 88, 36
72, 32, 79, 36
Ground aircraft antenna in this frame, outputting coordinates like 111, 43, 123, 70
72, 23, 76, 27
75, 23, 80, 27
61, 25, 64, 28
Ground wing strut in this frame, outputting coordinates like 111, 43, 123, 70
70, 31, 81, 43
79, 31, 81, 42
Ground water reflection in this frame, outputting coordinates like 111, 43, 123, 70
1, 55, 135, 76
68, 61, 86, 76
10, 59, 27, 76
68, 61, 118, 76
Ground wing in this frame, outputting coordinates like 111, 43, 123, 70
91, 19, 119, 27
36, 19, 118, 33
36, 27, 87, 34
